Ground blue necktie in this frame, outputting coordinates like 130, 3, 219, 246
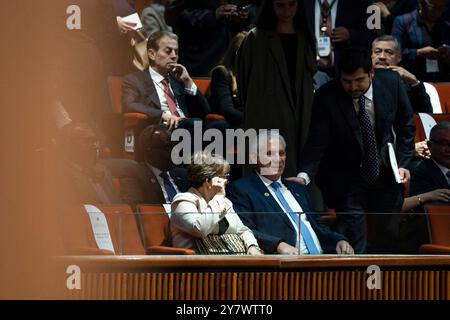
270, 182, 320, 254
358, 96, 379, 184
159, 171, 177, 202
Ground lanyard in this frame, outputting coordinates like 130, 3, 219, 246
318, 0, 337, 34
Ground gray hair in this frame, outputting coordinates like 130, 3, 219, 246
249, 130, 287, 160
372, 35, 402, 52
147, 30, 178, 51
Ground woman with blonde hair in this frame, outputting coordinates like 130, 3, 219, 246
171, 152, 262, 255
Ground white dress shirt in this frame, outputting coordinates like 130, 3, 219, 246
149, 67, 198, 117
150, 165, 181, 203
257, 173, 322, 254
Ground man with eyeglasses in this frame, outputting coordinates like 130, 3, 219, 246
371, 35, 433, 113
400, 121, 450, 252
410, 121, 450, 203
392, 0, 450, 82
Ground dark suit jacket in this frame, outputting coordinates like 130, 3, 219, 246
410, 159, 450, 198
122, 70, 211, 123
406, 81, 433, 113
227, 173, 346, 254
299, 69, 415, 207
101, 159, 190, 209
112, 0, 136, 16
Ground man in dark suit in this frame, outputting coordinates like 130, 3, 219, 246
103, 124, 190, 209
400, 121, 450, 252
303, 0, 376, 77
227, 131, 353, 255
122, 31, 228, 133
411, 122, 450, 198
293, 47, 415, 254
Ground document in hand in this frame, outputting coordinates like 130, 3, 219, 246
387, 142, 402, 184
122, 12, 143, 30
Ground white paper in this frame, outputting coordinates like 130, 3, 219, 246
418, 113, 438, 140
163, 204, 172, 218
124, 128, 135, 153
84, 205, 115, 253
387, 143, 402, 184
426, 59, 439, 73
122, 13, 142, 30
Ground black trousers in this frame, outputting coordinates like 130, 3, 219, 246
325, 167, 404, 254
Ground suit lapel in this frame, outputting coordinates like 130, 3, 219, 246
429, 160, 450, 188
249, 174, 296, 232
146, 168, 166, 204
142, 71, 162, 109
267, 31, 295, 111
337, 85, 364, 152
169, 77, 189, 116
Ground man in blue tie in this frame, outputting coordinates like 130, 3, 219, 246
227, 131, 353, 255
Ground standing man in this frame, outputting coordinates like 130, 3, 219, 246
293, 47, 415, 253
304, 0, 376, 77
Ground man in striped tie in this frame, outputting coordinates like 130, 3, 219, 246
227, 131, 353, 255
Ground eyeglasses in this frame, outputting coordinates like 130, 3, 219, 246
216, 174, 230, 179
430, 139, 450, 148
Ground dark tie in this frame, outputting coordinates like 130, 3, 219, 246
161, 78, 180, 117
159, 171, 178, 202
358, 96, 379, 184
319, 0, 333, 67
270, 182, 320, 254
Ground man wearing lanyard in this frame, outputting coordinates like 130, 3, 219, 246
304, 0, 376, 78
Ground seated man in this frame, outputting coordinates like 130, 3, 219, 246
103, 124, 190, 209
227, 131, 354, 255
56, 122, 122, 205
122, 30, 228, 132
400, 121, 450, 252
371, 35, 433, 113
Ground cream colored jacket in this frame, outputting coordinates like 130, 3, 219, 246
170, 188, 259, 251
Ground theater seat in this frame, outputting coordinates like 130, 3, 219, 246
424, 82, 443, 113
419, 205, 450, 254
413, 113, 450, 143
137, 205, 195, 255
431, 83, 450, 113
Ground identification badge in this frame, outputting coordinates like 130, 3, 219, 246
318, 36, 331, 57
426, 58, 439, 73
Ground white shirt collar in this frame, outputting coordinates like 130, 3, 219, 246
364, 81, 373, 101
149, 66, 166, 84
257, 172, 283, 189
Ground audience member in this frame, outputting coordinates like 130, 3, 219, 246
102, 124, 190, 209
400, 121, 450, 252
122, 31, 228, 133
166, 0, 259, 77
209, 32, 247, 127
56, 122, 122, 205
392, 0, 450, 82
227, 131, 354, 255
170, 152, 263, 255
304, 0, 376, 77
293, 47, 415, 253
371, 35, 433, 113
374, 0, 418, 35
237, 0, 316, 176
